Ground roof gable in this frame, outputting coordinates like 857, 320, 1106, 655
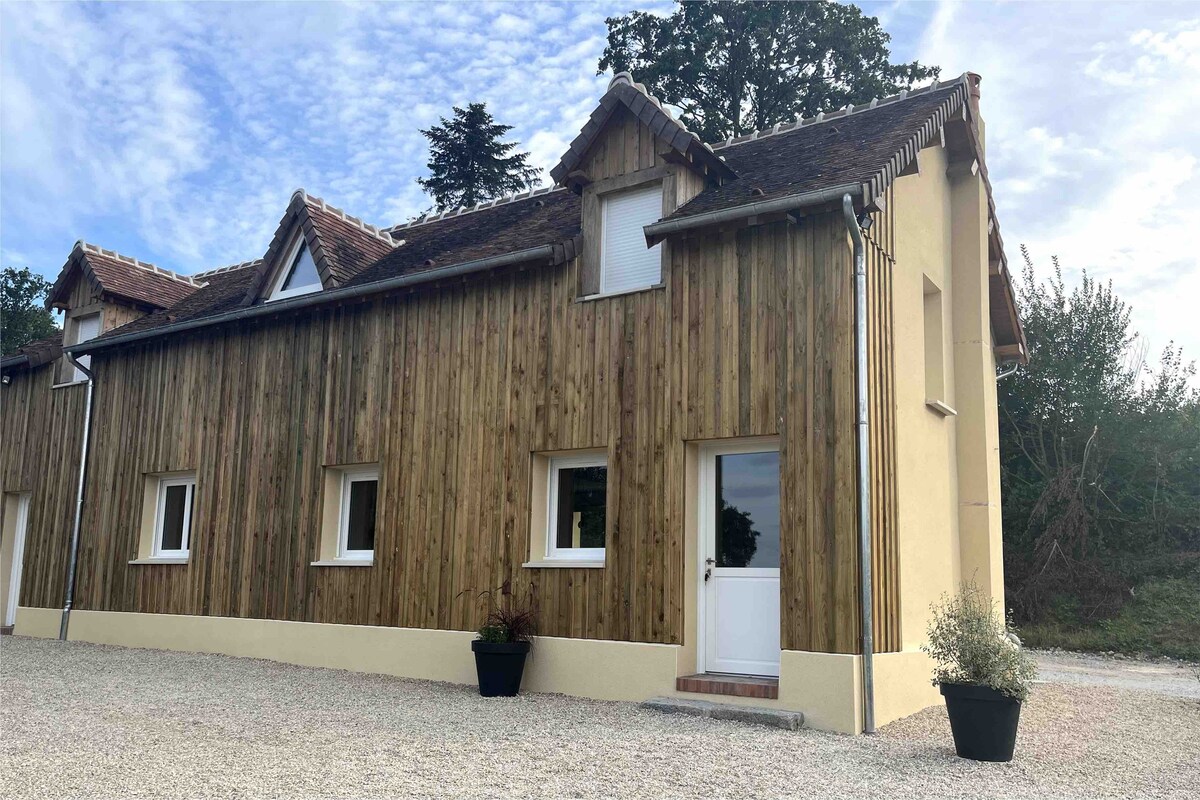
241, 190, 400, 305
550, 73, 736, 190
46, 242, 201, 311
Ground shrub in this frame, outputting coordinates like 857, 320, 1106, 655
476, 598, 538, 644
923, 584, 1038, 701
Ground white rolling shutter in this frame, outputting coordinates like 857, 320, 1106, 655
600, 184, 663, 295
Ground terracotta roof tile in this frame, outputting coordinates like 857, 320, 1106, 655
47, 242, 201, 311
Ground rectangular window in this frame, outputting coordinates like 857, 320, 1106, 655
923, 274, 949, 411
69, 312, 101, 382
546, 455, 607, 561
599, 184, 663, 295
153, 475, 195, 558
338, 467, 378, 560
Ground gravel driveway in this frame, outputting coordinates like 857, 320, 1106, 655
2, 637, 1197, 799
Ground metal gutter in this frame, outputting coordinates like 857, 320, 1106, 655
69, 244, 561, 357
59, 352, 95, 641
842, 193, 876, 735
0, 354, 31, 372
643, 183, 863, 244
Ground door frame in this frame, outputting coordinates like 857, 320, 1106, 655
695, 436, 780, 676
3, 493, 31, 628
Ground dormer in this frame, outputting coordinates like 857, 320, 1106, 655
45, 242, 201, 384
242, 190, 399, 306
551, 73, 737, 298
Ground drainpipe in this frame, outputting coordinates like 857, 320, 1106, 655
842, 194, 876, 734
996, 360, 1020, 380
59, 353, 95, 641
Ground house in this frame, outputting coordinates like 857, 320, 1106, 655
0, 72, 1025, 734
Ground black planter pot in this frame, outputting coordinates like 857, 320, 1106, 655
471, 640, 531, 697
940, 683, 1022, 762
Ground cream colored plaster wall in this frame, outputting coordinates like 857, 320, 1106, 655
13, 606, 59, 638
891, 143, 963, 650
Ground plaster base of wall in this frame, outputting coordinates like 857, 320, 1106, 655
13, 608, 940, 734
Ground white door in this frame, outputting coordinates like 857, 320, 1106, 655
2, 493, 31, 628
700, 440, 781, 676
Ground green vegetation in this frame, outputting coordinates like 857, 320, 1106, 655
1, 266, 60, 355
923, 584, 1038, 701
1001, 250, 1199, 661
1020, 578, 1200, 662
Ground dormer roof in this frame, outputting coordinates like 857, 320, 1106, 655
240, 190, 401, 305
46, 241, 201, 311
550, 73, 737, 189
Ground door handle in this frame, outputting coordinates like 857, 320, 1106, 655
704, 557, 715, 583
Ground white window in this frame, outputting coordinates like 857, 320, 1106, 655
599, 184, 663, 295
153, 475, 195, 559
338, 467, 378, 561
69, 313, 101, 381
268, 237, 322, 301
546, 454, 608, 561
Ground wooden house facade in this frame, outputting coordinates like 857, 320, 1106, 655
1, 73, 1024, 733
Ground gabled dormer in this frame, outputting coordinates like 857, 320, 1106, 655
45, 242, 201, 384
550, 73, 737, 299
242, 190, 400, 306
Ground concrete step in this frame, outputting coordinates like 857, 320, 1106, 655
640, 696, 804, 731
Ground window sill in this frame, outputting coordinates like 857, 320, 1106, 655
310, 559, 374, 568
577, 283, 665, 303
51, 380, 88, 390
925, 399, 958, 417
522, 559, 606, 569
128, 557, 189, 565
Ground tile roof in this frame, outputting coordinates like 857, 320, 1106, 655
551, 73, 735, 188
239, 191, 400, 303
0, 331, 64, 372
47, 242, 202, 311
669, 79, 964, 220
77, 72, 1021, 359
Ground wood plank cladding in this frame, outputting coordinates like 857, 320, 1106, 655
4, 211, 894, 654
0, 366, 86, 610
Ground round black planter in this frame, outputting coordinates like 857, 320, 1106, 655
940, 683, 1022, 762
471, 640, 531, 697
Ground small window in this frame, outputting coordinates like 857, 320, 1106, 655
546, 455, 607, 561
599, 184, 663, 295
153, 475, 195, 558
269, 238, 322, 301
69, 313, 101, 381
338, 467, 378, 560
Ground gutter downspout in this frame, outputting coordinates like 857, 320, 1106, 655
59, 353, 95, 641
842, 193, 875, 734
996, 360, 1020, 380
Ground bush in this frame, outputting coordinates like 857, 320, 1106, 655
476, 599, 538, 644
923, 584, 1038, 701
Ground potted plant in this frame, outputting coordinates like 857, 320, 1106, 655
922, 584, 1037, 762
471, 597, 538, 697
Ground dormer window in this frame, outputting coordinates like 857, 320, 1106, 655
599, 183, 664, 296
268, 238, 321, 301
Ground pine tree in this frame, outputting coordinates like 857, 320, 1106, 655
417, 103, 541, 211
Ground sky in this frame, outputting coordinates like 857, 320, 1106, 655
1, 1, 1197, 368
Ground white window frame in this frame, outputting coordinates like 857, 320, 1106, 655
69, 312, 101, 382
152, 475, 196, 559
598, 183, 664, 296
268, 234, 322, 301
338, 466, 379, 562
545, 453, 608, 562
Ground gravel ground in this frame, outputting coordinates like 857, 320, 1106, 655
2, 637, 1198, 799
1033, 650, 1200, 699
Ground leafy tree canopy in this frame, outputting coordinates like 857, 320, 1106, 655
417, 102, 541, 212
1000, 248, 1199, 626
598, 0, 940, 142
1, 266, 60, 356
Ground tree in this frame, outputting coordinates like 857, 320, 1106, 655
417, 103, 541, 211
1, 266, 60, 356
1000, 248, 1200, 627
598, 0, 939, 142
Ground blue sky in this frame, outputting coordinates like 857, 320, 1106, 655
1, 1, 1197, 367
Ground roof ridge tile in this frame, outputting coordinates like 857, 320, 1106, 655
708, 73, 967, 152
291, 190, 402, 248
386, 185, 563, 234
192, 258, 264, 280
77, 241, 201, 288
